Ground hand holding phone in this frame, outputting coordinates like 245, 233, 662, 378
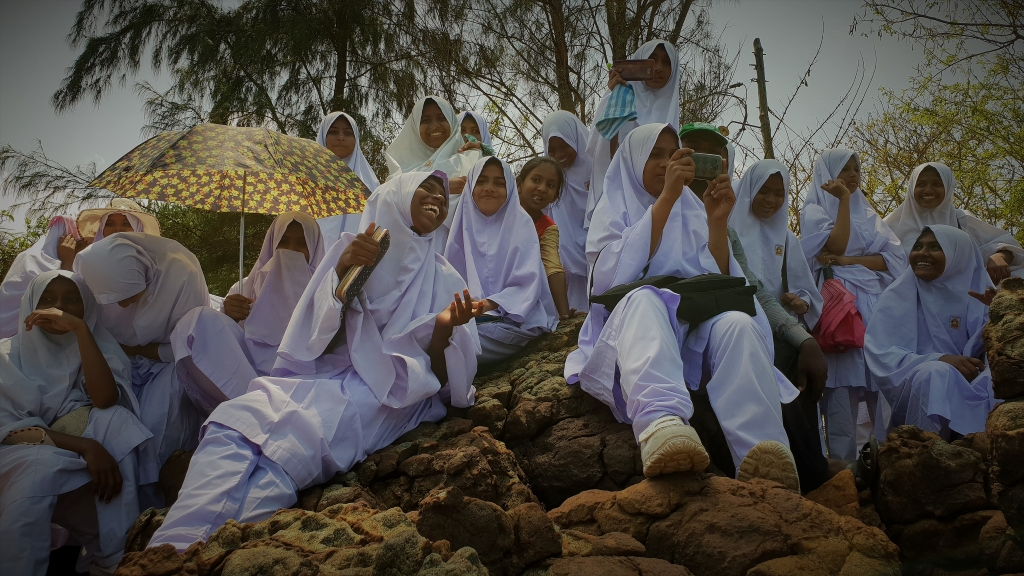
612, 59, 654, 81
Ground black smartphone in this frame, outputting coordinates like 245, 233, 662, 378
612, 59, 654, 81
691, 153, 724, 181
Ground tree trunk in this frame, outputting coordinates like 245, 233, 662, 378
330, 0, 349, 111
544, 0, 578, 115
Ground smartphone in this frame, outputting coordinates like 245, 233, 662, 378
612, 59, 654, 81
691, 153, 724, 181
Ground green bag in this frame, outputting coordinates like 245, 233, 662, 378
590, 273, 757, 325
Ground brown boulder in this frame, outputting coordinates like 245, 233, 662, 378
987, 400, 1024, 540
985, 277, 1024, 400
549, 473, 900, 576
805, 469, 860, 520
537, 556, 694, 576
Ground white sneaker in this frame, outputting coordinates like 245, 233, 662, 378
638, 416, 710, 478
737, 440, 801, 492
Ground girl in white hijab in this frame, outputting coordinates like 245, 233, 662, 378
171, 213, 326, 413
730, 159, 823, 331
566, 123, 800, 491
0, 216, 82, 338
866, 225, 997, 438
884, 162, 1023, 284
799, 149, 907, 461
0, 271, 151, 575
456, 110, 495, 155
444, 157, 559, 363
542, 110, 594, 311
315, 112, 381, 243
76, 198, 161, 243
586, 39, 681, 226
148, 172, 482, 552
73, 233, 209, 507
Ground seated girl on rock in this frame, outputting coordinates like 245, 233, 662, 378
74, 233, 209, 509
566, 123, 801, 491
147, 171, 482, 552
866, 225, 999, 439
516, 156, 577, 320
885, 162, 1023, 284
0, 271, 151, 575
171, 212, 326, 414
316, 112, 381, 243
0, 215, 84, 338
444, 156, 559, 364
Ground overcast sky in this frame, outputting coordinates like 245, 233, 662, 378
0, 0, 924, 227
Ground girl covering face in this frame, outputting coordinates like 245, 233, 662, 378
865, 225, 997, 438
444, 157, 558, 363
455, 110, 494, 155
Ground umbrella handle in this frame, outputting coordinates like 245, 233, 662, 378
239, 173, 246, 297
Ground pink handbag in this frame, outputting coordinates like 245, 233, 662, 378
812, 267, 866, 353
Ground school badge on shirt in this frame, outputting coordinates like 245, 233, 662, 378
950, 316, 961, 330
585, 181, 591, 191
775, 245, 784, 256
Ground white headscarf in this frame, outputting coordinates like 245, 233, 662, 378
730, 159, 823, 330
586, 40, 681, 226
799, 149, 906, 293
0, 270, 135, 440
542, 110, 593, 277
866, 225, 993, 424
228, 212, 325, 374
93, 212, 145, 242
455, 110, 493, 147
316, 111, 381, 192
885, 162, 1024, 269
276, 171, 478, 408
74, 233, 210, 346
384, 96, 473, 180
0, 216, 78, 339
444, 157, 558, 333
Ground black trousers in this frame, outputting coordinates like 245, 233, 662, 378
688, 335, 829, 493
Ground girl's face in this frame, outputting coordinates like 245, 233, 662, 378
518, 162, 560, 213
751, 173, 786, 220
909, 229, 946, 282
641, 129, 681, 197
419, 101, 451, 150
913, 167, 946, 210
324, 116, 356, 160
103, 213, 135, 237
36, 276, 86, 334
836, 156, 861, 192
644, 44, 673, 90
547, 136, 577, 169
276, 220, 310, 262
460, 116, 482, 142
410, 176, 448, 235
472, 161, 508, 217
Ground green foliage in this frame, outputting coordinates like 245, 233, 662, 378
0, 212, 50, 280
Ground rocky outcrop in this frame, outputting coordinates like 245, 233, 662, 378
985, 277, 1024, 400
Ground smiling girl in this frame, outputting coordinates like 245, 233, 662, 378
315, 112, 381, 243
866, 225, 998, 439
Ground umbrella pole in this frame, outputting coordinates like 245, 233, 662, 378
239, 172, 246, 297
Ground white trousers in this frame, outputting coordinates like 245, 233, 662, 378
614, 290, 789, 470
821, 388, 886, 460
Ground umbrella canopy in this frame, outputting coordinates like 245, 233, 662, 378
90, 123, 370, 218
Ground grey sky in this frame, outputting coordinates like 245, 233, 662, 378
1, 0, 923, 226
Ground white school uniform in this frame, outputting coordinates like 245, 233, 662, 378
74, 234, 208, 498
565, 124, 795, 471
0, 271, 151, 574
444, 157, 558, 363
148, 172, 479, 551
542, 111, 594, 310
0, 216, 77, 338
799, 149, 908, 460
314, 112, 381, 243
866, 225, 998, 436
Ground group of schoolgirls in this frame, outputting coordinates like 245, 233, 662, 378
1, 36, 1018, 574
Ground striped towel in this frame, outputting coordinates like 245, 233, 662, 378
595, 84, 637, 140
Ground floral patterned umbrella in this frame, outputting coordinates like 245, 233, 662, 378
90, 123, 371, 286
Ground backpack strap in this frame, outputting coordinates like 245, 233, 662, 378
781, 235, 790, 294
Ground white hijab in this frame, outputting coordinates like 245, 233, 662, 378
93, 212, 145, 242
229, 212, 325, 374
276, 171, 477, 408
0, 270, 135, 440
585, 40, 680, 227
885, 162, 1024, 269
385, 96, 473, 180
456, 110, 493, 147
444, 157, 558, 333
316, 111, 381, 192
74, 233, 210, 346
799, 149, 906, 293
867, 225, 992, 412
0, 216, 78, 339
542, 111, 593, 277
730, 159, 823, 330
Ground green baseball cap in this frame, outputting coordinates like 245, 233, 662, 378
678, 122, 729, 147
